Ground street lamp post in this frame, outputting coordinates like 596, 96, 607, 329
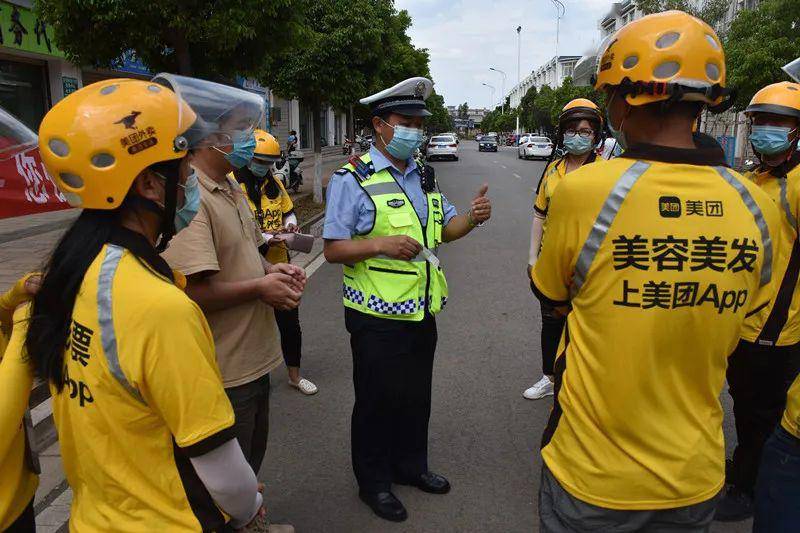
489, 67, 506, 114
551, 0, 565, 60
482, 82, 496, 110
516, 25, 522, 135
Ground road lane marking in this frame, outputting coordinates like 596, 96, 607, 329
306, 252, 327, 277
501, 165, 507, 169
493, 160, 498, 164
513, 173, 521, 179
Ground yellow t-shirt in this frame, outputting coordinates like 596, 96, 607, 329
240, 178, 294, 264
740, 164, 800, 345
47, 238, 236, 532
532, 149, 781, 510
783, 372, 800, 438
534, 159, 567, 225
0, 305, 37, 531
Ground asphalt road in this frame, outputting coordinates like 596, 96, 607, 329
261, 141, 750, 532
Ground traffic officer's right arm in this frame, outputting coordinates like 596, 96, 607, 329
322, 171, 422, 263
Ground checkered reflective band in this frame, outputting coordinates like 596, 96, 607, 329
366, 295, 426, 315
343, 285, 365, 305
441, 296, 448, 308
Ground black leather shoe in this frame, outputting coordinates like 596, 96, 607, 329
714, 486, 754, 522
359, 491, 408, 522
397, 471, 451, 494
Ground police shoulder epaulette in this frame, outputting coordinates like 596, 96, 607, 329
348, 155, 375, 183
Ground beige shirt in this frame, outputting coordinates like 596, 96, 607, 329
162, 168, 281, 388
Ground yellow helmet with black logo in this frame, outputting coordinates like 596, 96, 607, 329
39, 79, 196, 209
594, 10, 729, 109
253, 129, 281, 162
745, 82, 800, 120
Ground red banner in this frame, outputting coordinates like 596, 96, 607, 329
0, 148, 70, 219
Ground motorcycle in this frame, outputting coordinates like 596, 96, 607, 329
273, 150, 304, 193
359, 135, 372, 151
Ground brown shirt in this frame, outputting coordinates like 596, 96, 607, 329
162, 168, 281, 387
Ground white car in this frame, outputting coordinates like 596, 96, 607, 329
518, 135, 553, 160
427, 134, 459, 161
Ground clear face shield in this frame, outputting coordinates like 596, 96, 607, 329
782, 57, 800, 84
151, 73, 265, 151
0, 107, 37, 160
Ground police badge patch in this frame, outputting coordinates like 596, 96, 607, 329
387, 199, 406, 208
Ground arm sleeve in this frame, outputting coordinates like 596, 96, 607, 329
161, 204, 220, 276
531, 181, 578, 306
284, 213, 298, 228
137, 299, 235, 451
534, 175, 549, 216
0, 274, 35, 330
322, 173, 362, 240
440, 192, 458, 226
0, 305, 34, 463
190, 438, 262, 529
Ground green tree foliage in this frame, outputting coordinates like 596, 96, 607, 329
457, 102, 470, 119
34, 0, 298, 77
516, 79, 604, 134
425, 93, 454, 134
636, 0, 730, 26
725, 0, 800, 111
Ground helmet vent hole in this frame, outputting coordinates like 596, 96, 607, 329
622, 55, 639, 69
60, 173, 83, 189
100, 84, 118, 95
91, 153, 115, 168
48, 139, 69, 157
654, 61, 680, 79
705, 63, 721, 81
655, 32, 681, 49
63, 192, 82, 207
705, 34, 719, 50
147, 84, 161, 92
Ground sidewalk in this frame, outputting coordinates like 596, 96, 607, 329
0, 152, 346, 531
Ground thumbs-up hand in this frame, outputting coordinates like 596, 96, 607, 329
469, 183, 491, 224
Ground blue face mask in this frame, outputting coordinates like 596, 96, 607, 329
563, 133, 594, 155
248, 160, 270, 177
224, 135, 256, 169
381, 120, 424, 160
750, 125, 796, 155
175, 171, 201, 233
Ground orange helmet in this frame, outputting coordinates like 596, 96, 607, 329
746, 82, 800, 120
559, 98, 603, 126
253, 129, 281, 162
593, 10, 732, 111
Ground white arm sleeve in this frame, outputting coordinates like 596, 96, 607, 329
190, 438, 262, 529
284, 213, 298, 227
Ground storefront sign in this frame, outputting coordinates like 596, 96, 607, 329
112, 50, 151, 76
62, 76, 78, 96
0, 2, 63, 57
0, 147, 70, 218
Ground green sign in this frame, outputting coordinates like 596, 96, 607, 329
0, 2, 63, 57
62, 76, 78, 96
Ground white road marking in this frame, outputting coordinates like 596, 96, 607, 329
493, 160, 498, 164
306, 252, 327, 277
501, 165, 507, 169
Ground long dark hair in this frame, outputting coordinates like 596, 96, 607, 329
26, 209, 119, 389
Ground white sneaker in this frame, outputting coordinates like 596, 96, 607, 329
523, 376, 554, 400
290, 378, 318, 395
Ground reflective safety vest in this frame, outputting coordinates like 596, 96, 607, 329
337, 153, 448, 321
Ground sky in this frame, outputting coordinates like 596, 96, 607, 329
395, 0, 613, 109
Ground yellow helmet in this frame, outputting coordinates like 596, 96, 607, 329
594, 10, 730, 109
253, 129, 281, 162
745, 82, 800, 120
559, 98, 603, 125
39, 79, 195, 209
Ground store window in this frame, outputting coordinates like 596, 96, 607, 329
0, 58, 49, 130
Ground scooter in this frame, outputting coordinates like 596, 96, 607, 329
273, 150, 304, 193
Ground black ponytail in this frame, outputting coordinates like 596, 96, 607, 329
26, 209, 118, 389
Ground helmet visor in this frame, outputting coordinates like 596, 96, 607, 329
0, 107, 37, 160
783, 57, 800, 84
152, 73, 265, 150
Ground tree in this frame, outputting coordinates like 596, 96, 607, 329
725, 0, 800, 111
457, 103, 470, 119
636, 0, 730, 27
34, 0, 298, 77
426, 93, 454, 134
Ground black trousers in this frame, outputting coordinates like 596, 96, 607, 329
727, 340, 800, 494
275, 306, 302, 368
540, 301, 566, 376
225, 373, 270, 475
6, 497, 35, 533
345, 308, 437, 493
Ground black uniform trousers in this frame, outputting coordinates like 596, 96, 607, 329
345, 307, 437, 493
727, 339, 800, 494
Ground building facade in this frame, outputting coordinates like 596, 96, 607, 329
507, 55, 582, 109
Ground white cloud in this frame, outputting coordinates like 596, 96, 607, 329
396, 0, 612, 108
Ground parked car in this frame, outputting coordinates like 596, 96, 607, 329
518, 135, 554, 160
427, 134, 459, 161
478, 135, 498, 152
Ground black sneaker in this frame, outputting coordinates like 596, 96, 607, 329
714, 486, 754, 522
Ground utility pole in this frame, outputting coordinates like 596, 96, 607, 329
516, 25, 521, 135
551, 0, 565, 62
489, 67, 506, 114
482, 83, 495, 110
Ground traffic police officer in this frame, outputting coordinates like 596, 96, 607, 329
524, 98, 603, 401
323, 77, 491, 522
718, 81, 800, 521
531, 11, 782, 531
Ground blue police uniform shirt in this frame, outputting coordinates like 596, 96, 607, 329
323, 145, 457, 239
